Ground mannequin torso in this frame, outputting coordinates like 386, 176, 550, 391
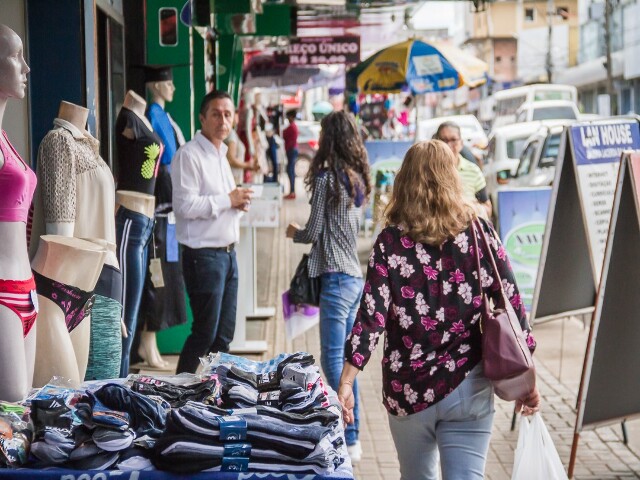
122, 91, 153, 135
116, 190, 155, 219
31, 235, 106, 387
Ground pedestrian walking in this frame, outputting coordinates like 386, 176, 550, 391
337, 140, 540, 480
283, 109, 299, 199
172, 90, 253, 374
286, 111, 371, 462
434, 121, 492, 218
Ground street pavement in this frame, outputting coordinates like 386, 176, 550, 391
146, 181, 640, 479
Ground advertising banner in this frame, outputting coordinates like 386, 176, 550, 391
497, 188, 551, 312
275, 36, 360, 66
570, 121, 640, 273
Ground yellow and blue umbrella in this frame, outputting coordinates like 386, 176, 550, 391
347, 38, 488, 94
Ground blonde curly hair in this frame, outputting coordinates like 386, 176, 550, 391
385, 140, 475, 245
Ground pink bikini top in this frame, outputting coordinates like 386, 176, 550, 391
0, 130, 37, 223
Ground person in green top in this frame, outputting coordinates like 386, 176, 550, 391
434, 121, 492, 219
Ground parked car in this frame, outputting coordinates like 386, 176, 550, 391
293, 120, 321, 177
417, 114, 488, 152
509, 120, 575, 189
514, 100, 579, 123
483, 122, 546, 205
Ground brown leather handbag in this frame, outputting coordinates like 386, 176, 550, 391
471, 220, 536, 402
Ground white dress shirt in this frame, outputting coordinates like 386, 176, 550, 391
172, 131, 242, 249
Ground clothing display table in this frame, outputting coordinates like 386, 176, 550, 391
0, 469, 353, 479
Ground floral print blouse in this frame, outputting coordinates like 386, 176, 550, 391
345, 218, 536, 417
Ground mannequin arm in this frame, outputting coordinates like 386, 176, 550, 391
226, 141, 247, 170
45, 222, 75, 236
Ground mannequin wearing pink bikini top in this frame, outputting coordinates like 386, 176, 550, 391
0, 23, 36, 402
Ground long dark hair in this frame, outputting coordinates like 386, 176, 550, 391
305, 111, 371, 206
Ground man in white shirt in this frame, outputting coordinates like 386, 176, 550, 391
172, 90, 253, 374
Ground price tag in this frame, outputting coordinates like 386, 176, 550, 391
149, 258, 165, 288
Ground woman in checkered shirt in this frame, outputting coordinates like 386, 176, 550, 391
285, 111, 371, 462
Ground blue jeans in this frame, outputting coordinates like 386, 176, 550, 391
387, 365, 495, 480
286, 148, 298, 194
115, 207, 154, 377
266, 138, 279, 183
319, 272, 363, 446
177, 246, 239, 374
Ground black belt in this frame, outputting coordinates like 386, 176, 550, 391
210, 244, 235, 253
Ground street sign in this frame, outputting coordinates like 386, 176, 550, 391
569, 151, 640, 475
274, 36, 360, 66
530, 118, 640, 323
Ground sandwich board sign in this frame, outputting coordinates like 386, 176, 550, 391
530, 118, 640, 323
497, 187, 552, 313
568, 151, 640, 477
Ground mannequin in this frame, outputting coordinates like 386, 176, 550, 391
83, 238, 122, 380
115, 90, 162, 376
0, 24, 36, 402
238, 89, 268, 183
130, 65, 188, 369
29, 100, 116, 255
31, 236, 106, 387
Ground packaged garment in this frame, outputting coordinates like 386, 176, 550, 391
0, 412, 31, 467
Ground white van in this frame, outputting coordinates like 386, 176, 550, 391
492, 84, 578, 128
514, 100, 579, 123
483, 122, 545, 205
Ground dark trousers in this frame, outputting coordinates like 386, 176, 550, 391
176, 246, 239, 374
286, 148, 298, 194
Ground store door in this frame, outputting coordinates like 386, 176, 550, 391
97, 6, 126, 171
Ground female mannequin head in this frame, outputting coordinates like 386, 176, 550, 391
147, 80, 175, 105
0, 24, 29, 102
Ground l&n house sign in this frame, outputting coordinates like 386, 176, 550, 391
274, 36, 360, 66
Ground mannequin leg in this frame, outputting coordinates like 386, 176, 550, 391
138, 330, 168, 368
70, 316, 91, 380
0, 306, 32, 402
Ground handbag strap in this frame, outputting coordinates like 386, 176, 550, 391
470, 218, 507, 304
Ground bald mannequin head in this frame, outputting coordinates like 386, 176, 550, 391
0, 24, 29, 101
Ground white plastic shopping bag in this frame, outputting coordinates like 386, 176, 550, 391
511, 413, 568, 480
282, 290, 320, 341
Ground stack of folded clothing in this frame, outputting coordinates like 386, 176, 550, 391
152, 400, 344, 475
212, 352, 330, 412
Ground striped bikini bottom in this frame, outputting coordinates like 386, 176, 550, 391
0, 277, 37, 337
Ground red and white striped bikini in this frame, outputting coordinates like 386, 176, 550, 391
0, 130, 38, 337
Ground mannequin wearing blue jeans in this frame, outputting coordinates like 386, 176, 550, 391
319, 272, 363, 446
115, 207, 154, 376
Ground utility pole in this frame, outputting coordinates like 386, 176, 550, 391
545, 0, 555, 83
603, 0, 616, 114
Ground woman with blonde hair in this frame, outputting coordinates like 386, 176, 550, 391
337, 140, 540, 479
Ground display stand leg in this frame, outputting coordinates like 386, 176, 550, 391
245, 226, 276, 319
622, 420, 628, 445
568, 432, 580, 478
230, 228, 268, 354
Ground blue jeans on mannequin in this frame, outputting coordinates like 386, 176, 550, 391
286, 148, 298, 195
115, 207, 154, 377
387, 365, 495, 480
176, 246, 239, 374
319, 272, 363, 446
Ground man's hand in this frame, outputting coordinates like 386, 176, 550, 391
229, 187, 254, 211
286, 222, 300, 238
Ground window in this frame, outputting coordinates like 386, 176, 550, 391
506, 137, 528, 159
516, 141, 539, 178
531, 106, 577, 121
159, 8, 178, 46
539, 133, 562, 168
525, 8, 535, 22
557, 6, 569, 20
